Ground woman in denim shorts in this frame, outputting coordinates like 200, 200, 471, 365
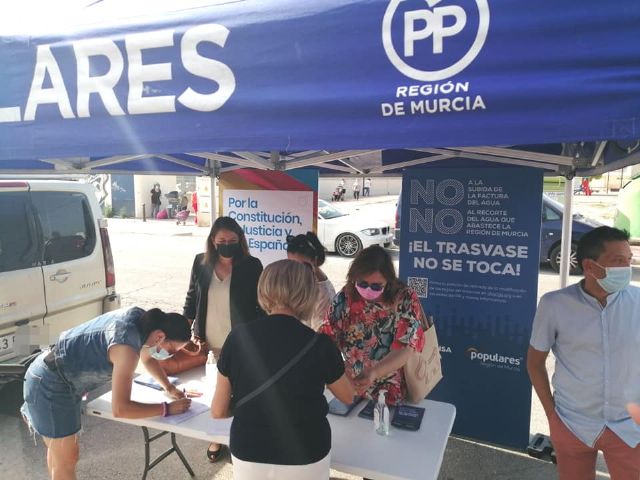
22, 307, 192, 479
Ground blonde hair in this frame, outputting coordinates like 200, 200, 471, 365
258, 259, 318, 321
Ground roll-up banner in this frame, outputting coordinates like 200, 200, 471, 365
399, 166, 543, 449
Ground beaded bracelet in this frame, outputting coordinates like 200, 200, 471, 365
162, 402, 169, 417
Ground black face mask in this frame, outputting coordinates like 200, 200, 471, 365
216, 243, 241, 259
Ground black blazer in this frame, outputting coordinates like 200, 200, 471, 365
183, 253, 264, 339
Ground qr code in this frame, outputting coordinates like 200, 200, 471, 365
407, 276, 428, 298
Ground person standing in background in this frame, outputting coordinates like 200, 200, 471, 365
191, 191, 198, 224
286, 232, 336, 331
353, 179, 360, 200
363, 178, 372, 197
150, 183, 162, 219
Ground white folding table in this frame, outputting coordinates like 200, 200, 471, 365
85, 367, 455, 480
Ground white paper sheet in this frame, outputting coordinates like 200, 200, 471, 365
156, 401, 210, 425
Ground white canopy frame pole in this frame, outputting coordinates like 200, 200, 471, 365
559, 175, 575, 288
209, 159, 220, 224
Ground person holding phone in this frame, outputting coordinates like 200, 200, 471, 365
21, 307, 192, 480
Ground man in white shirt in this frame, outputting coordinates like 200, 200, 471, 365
363, 178, 372, 197
528, 226, 640, 479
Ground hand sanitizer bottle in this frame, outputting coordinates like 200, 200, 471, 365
206, 350, 216, 381
373, 390, 390, 436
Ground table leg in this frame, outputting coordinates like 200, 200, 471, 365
140, 427, 195, 479
171, 432, 195, 476
141, 427, 154, 480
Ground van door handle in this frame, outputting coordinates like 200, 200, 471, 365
50, 270, 71, 283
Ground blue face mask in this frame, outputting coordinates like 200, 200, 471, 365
146, 345, 173, 360
594, 263, 632, 294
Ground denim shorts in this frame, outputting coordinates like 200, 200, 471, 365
21, 352, 82, 439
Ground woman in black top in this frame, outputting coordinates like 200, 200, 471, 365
212, 260, 354, 479
183, 216, 263, 461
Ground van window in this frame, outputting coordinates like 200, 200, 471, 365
31, 192, 97, 265
0, 191, 39, 273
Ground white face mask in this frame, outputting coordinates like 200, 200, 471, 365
593, 262, 632, 294
146, 344, 173, 360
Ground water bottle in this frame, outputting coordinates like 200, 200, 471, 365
205, 350, 216, 381
373, 390, 390, 436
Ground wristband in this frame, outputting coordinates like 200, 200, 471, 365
162, 402, 169, 417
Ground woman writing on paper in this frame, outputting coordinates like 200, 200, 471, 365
212, 260, 355, 479
183, 215, 263, 462
319, 245, 425, 405
21, 307, 193, 480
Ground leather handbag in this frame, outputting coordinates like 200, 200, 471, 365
159, 337, 208, 375
403, 305, 443, 404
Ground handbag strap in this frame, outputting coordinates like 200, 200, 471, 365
234, 334, 319, 409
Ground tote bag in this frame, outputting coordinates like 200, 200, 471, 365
403, 306, 443, 404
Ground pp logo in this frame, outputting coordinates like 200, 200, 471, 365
382, 0, 490, 81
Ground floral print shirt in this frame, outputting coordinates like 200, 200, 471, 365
319, 286, 425, 405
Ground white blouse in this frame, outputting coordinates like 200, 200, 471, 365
205, 271, 232, 349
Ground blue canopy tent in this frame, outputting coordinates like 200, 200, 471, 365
0, 0, 638, 173
1, 0, 639, 449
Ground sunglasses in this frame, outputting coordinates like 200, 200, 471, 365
356, 281, 385, 292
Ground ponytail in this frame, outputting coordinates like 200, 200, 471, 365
305, 231, 326, 266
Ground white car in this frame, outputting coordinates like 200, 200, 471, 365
317, 200, 393, 257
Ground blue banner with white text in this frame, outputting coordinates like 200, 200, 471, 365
399, 166, 543, 449
0, 0, 639, 161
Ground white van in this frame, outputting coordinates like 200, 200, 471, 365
0, 180, 120, 385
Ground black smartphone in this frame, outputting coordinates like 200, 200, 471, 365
328, 396, 362, 416
391, 405, 425, 431
357, 399, 376, 419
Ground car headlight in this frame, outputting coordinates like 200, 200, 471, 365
361, 228, 381, 236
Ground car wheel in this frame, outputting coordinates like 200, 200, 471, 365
335, 233, 362, 257
549, 244, 581, 275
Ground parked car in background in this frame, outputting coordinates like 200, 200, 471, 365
318, 199, 393, 257
0, 180, 120, 391
394, 193, 601, 274
540, 194, 602, 274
